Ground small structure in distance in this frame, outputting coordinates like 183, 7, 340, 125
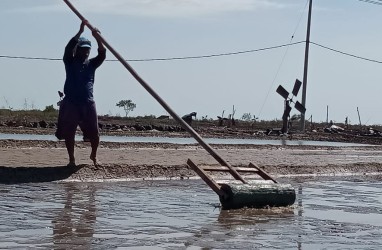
276, 79, 306, 134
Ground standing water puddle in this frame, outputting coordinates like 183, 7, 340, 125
0, 133, 371, 147
0, 177, 382, 249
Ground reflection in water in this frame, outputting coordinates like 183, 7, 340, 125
217, 206, 295, 226
187, 185, 302, 249
297, 185, 303, 250
1, 178, 382, 249
0, 132, 370, 146
184, 205, 296, 249
52, 183, 96, 249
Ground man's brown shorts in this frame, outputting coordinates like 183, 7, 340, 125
55, 98, 99, 141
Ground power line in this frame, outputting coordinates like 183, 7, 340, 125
310, 42, 382, 64
291, 0, 310, 40
0, 41, 305, 62
0, 55, 61, 61
1, 41, 381, 64
357, 0, 382, 6
118, 41, 306, 61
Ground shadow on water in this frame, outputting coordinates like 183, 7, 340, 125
0, 165, 83, 184
52, 183, 96, 250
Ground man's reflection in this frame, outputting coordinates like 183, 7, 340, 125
52, 182, 96, 249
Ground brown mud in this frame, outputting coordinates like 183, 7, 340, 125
1, 134, 382, 183
2, 119, 382, 184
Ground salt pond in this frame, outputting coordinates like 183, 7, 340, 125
0, 133, 371, 147
0, 176, 381, 249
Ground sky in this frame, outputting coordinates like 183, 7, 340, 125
0, 0, 381, 125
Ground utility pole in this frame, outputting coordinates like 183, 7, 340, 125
300, 0, 313, 132
326, 105, 329, 124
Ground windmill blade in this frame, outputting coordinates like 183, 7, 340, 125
276, 85, 289, 99
292, 79, 302, 96
294, 101, 306, 114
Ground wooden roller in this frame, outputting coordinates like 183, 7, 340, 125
219, 183, 296, 210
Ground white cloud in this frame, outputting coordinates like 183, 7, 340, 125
9, 0, 290, 18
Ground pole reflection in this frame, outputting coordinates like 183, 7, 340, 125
297, 184, 303, 250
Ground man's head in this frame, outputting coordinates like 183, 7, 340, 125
75, 37, 91, 61
78, 37, 91, 48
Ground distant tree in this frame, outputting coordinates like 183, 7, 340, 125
116, 99, 136, 117
43, 104, 57, 112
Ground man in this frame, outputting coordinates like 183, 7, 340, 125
56, 20, 106, 167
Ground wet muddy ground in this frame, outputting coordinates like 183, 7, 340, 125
1, 128, 382, 249
0, 176, 381, 249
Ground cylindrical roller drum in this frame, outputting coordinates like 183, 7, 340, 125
219, 183, 296, 210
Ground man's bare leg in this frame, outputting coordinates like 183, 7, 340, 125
65, 135, 76, 166
90, 135, 100, 166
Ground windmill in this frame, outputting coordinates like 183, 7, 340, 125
276, 79, 306, 134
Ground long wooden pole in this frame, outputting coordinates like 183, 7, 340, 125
301, 0, 312, 132
62, 0, 247, 183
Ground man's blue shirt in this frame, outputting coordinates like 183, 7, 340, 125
63, 37, 106, 104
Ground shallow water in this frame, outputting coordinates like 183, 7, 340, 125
0, 177, 382, 249
0, 133, 370, 147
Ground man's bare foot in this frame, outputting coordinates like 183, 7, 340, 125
67, 161, 76, 167
90, 155, 101, 166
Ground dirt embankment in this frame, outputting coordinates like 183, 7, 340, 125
1, 136, 382, 184
2, 111, 382, 145
2, 114, 382, 183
